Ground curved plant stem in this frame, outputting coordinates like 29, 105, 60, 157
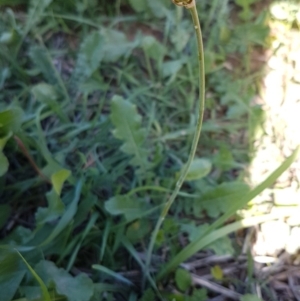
144, 1, 205, 285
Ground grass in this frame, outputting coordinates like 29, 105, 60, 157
0, 0, 299, 300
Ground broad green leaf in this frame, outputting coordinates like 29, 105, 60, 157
158, 147, 299, 279
235, 24, 269, 49
139, 289, 155, 301
189, 289, 207, 301
126, 219, 151, 243
0, 250, 25, 301
101, 28, 136, 62
213, 146, 239, 171
19, 286, 41, 300
0, 107, 23, 134
35, 190, 65, 224
184, 158, 212, 181
79, 77, 109, 94
207, 235, 234, 256
51, 169, 71, 195
142, 36, 166, 60
147, 0, 171, 18
227, 103, 248, 118
0, 204, 11, 229
240, 294, 264, 301
105, 195, 150, 221
35, 260, 94, 301
128, 0, 147, 12
175, 268, 192, 291
110, 95, 151, 174
193, 182, 250, 218
162, 60, 184, 78
171, 27, 190, 53
0, 270, 25, 301
17, 252, 51, 301
42, 161, 68, 179
1, 226, 33, 245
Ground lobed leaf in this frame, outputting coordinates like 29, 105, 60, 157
35, 260, 94, 301
193, 182, 250, 218
26, 0, 52, 33
110, 95, 152, 175
105, 195, 150, 221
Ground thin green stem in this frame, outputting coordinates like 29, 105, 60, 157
144, 2, 205, 285
126, 185, 199, 198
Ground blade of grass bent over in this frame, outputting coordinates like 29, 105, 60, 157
16, 251, 51, 301
92, 264, 134, 286
158, 146, 299, 279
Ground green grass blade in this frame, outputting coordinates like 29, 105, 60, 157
39, 179, 83, 247
16, 251, 51, 301
158, 147, 299, 279
100, 219, 112, 261
122, 237, 159, 294
92, 264, 134, 286
208, 146, 299, 231
66, 212, 99, 271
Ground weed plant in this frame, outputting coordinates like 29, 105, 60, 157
0, 0, 299, 300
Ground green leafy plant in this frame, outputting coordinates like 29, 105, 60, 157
0, 0, 299, 300
110, 95, 153, 176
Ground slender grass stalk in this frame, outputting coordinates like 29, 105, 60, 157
144, 0, 205, 285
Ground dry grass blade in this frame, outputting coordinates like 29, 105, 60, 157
191, 273, 242, 300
